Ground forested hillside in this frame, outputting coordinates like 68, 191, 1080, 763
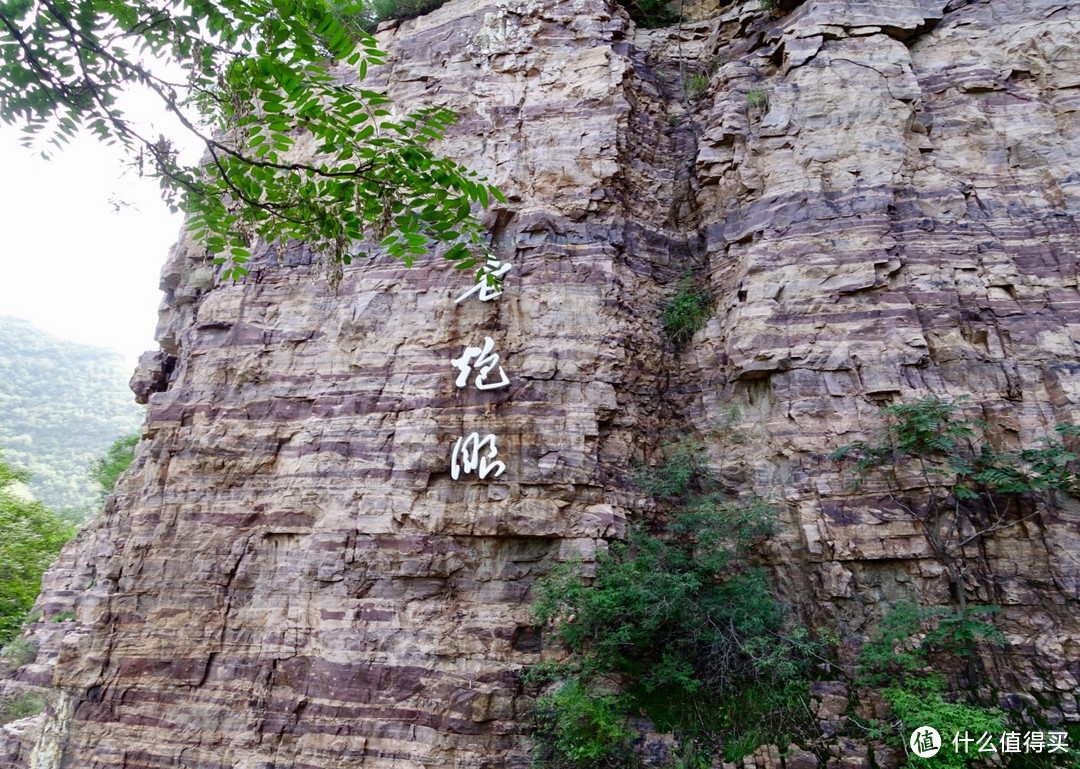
0, 317, 143, 512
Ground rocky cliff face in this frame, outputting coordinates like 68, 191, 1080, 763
3, 0, 1079, 766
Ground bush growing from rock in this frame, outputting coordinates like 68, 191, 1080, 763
530, 441, 821, 765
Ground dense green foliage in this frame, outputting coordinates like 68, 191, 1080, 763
831, 397, 1080, 612
619, 0, 678, 28
0, 317, 143, 511
0, 0, 501, 284
339, 0, 449, 27
90, 433, 139, 498
855, 601, 1007, 769
0, 636, 38, 669
855, 600, 1003, 689
529, 680, 638, 768
531, 440, 818, 766
0, 453, 78, 645
660, 275, 713, 346
885, 684, 1005, 769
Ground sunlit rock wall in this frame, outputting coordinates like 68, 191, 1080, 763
672, 0, 1080, 713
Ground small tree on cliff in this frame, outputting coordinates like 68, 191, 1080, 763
0, 0, 502, 285
90, 432, 139, 500
831, 396, 1080, 613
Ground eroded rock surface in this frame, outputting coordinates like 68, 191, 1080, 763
3, 0, 1080, 765
680, 0, 1080, 714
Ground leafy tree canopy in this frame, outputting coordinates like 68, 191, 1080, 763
831, 396, 1080, 612
90, 432, 138, 499
0, 0, 502, 285
0, 451, 77, 645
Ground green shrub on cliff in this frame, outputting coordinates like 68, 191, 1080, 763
0, 690, 47, 725
0, 637, 37, 670
529, 678, 638, 768
684, 74, 710, 101
661, 274, 713, 346
746, 88, 768, 109
855, 600, 1003, 690
90, 433, 140, 500
365, 0, 449, 24
855, 601, 1007, 769
887, 682, 1005, 769
330, 0, 450, 29
831, 396, 1080, 615
530, 443, 820, 766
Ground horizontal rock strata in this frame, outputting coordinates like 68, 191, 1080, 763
680, 0, 1080, 717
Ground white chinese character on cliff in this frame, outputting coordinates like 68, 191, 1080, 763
454, 260, 512, 304
451, 337, 510, 391
450, 432, 506, 480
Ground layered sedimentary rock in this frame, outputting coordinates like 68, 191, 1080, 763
679, 0, 1080, 712
3, 0, 1080, 766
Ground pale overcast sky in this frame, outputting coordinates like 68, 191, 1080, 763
0, 128, 182, 367
0, 79, 202, 368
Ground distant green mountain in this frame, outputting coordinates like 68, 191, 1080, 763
0, 316, 144, 512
